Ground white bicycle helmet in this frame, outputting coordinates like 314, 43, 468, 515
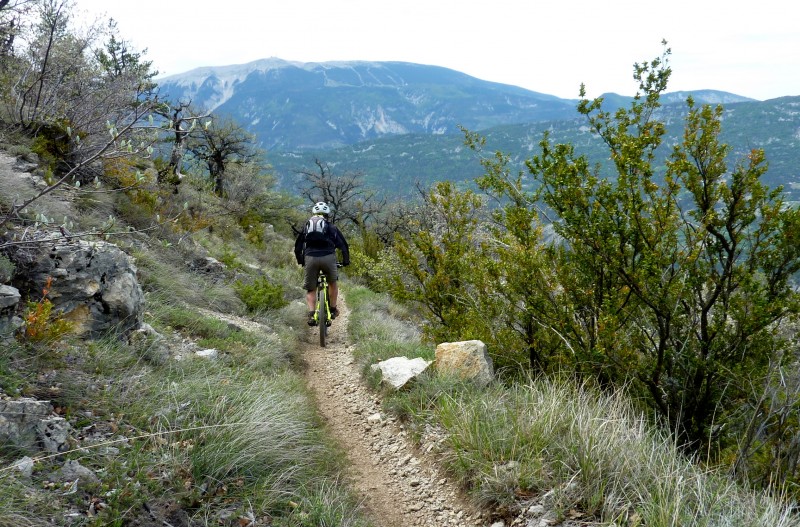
312, 202, 331, 216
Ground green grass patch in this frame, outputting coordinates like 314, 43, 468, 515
345, 283, 425, 361
431, 378, 798, 525
149, 303, 234, 340
0, 277, 368, 527
0, 474, 54, 527
0, 341, 29, 395
132, 246, 245, 315
280, 479, 373, 527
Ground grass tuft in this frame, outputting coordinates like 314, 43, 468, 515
433, 377, 799, 525
0, 474, 53, 527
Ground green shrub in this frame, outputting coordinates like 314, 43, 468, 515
234, 275, 288, 312
30, 122, 70, 174
217, 245, 243, 270
0, 254, 14, 283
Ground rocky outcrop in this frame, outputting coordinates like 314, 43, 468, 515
0, 284, 20, 308
187, 255, 227, 279
0, 398, 70, 454
37, 416, 71, 453
434, 340, 494, 386
0, 284, 22, 339
17, 239, 144, 336
370, 356, 432, 390
10, 456, 34, 478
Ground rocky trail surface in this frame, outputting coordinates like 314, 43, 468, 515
300, 296, 490, 527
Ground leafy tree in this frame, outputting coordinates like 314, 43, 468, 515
8, 0, 83, 130
2, 0, 160, 167
0, 0, 36, 59
387, 181, 484, 342
519, 44, 800, 449
464, 138, 573, 372
210, 160, 301, 241
153, 100, 210, 187
94, 18, 155, 85
0, 1, 174, 247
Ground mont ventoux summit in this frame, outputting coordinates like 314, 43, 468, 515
156, 57, 800, 202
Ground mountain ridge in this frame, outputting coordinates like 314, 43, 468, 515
156, 58, 760, 152
156, 58, 797, 202
157, 58, 588, 151
157, 57, 575, 110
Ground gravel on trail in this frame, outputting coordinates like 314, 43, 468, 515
301, 296, 489, 527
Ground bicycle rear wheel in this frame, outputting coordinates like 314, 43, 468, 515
318, 287, 327, 347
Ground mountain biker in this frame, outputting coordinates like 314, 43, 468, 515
294, 202, 350, 326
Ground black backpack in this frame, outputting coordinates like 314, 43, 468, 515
304, 215, 330, 247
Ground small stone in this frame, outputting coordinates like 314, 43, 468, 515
11, 456, 34, 478
55, 460, 100, 487
195, 348, 218, 359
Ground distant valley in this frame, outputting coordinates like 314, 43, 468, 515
157, 58, 800, 202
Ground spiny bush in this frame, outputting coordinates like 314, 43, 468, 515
234, 275, 288, 313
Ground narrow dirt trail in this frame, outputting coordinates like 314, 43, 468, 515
301, 295, 488, 527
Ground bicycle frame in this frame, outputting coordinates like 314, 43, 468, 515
314, 270, 331, 346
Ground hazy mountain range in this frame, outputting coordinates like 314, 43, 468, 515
156, 58, 800, 202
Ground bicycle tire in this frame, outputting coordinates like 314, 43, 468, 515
318, 286, 327, 347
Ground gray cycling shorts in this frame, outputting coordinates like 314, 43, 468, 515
303, 253, 338, 291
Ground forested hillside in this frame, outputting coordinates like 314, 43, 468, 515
268, 94, 800, 202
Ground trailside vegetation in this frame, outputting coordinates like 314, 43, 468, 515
0, 1, 371, 525
345, 283, 799, 525
379, 44, 800, 494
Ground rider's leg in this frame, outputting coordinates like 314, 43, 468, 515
329, 281, 338, 309
304, 257, 320, 324
306, 289, 316, 312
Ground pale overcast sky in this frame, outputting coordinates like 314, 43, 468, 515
72, 0, 798, 101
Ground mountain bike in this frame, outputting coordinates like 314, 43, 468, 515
313, 269, 332, 347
